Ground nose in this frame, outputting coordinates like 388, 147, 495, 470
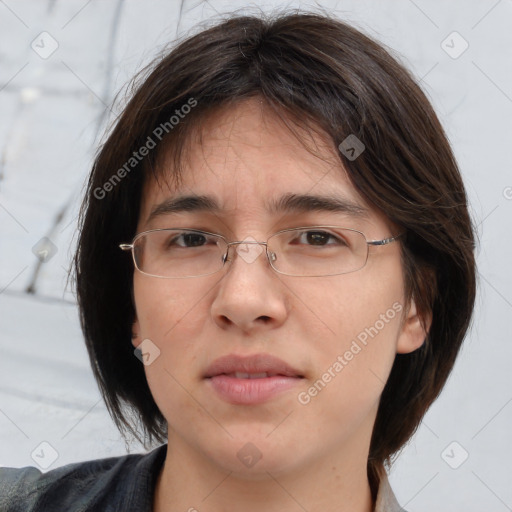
210, 239, 288, 334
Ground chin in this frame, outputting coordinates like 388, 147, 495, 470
200, 432, 309, 479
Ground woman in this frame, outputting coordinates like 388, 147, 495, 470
0, 11, 475, 512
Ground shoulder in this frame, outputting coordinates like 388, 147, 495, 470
375, 473, 408, 512
0, 444, 167, 512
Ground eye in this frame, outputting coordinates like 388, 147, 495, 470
163, 230, 217, 249
294, 230, 348, 247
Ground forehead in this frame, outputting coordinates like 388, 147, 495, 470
138, 99, 384, 230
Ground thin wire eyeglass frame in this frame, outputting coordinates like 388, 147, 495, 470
119, 226, 403, 279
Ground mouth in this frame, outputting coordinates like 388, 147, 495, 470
204, 353, 304, 405
221, 371, 290, 379
203, 353, 304, 379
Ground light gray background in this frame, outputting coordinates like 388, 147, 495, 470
1, 1, 511, 510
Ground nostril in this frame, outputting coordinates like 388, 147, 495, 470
220, 315, 232, 325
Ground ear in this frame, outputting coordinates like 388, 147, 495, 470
396, 297, 431, 354
131, 318, 141, 348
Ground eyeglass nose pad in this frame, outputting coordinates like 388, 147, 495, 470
269, 251, 277, 263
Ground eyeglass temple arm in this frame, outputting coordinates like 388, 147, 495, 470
367, 234, 402, 246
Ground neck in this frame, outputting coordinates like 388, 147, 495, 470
153, 435, 374, 512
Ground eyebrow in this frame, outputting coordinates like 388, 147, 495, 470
147, 195, 220, 223
146, 192, 368, 223
266, 193, 368, 218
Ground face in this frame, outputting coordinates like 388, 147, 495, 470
132, 98, 425, 478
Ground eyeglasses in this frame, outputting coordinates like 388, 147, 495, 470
119, 226, 401, 279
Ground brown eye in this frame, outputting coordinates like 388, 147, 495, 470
294, 230, 348, 247
305, 231, 330, 246
175, 232, 208, 247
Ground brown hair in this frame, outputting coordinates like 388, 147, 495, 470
73, 11, 476, 496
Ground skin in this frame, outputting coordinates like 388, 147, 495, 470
132, 98, 427, 512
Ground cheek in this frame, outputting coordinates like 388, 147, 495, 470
133, 278, 207, 419
295, 269, 404, 399
133, 277, 210, 343
300, 268, 404, 344
133, 276, 217, 415
297, 295, 403, 437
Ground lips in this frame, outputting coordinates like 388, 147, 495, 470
203, 353, 303, 379
204, 353, 304, 405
